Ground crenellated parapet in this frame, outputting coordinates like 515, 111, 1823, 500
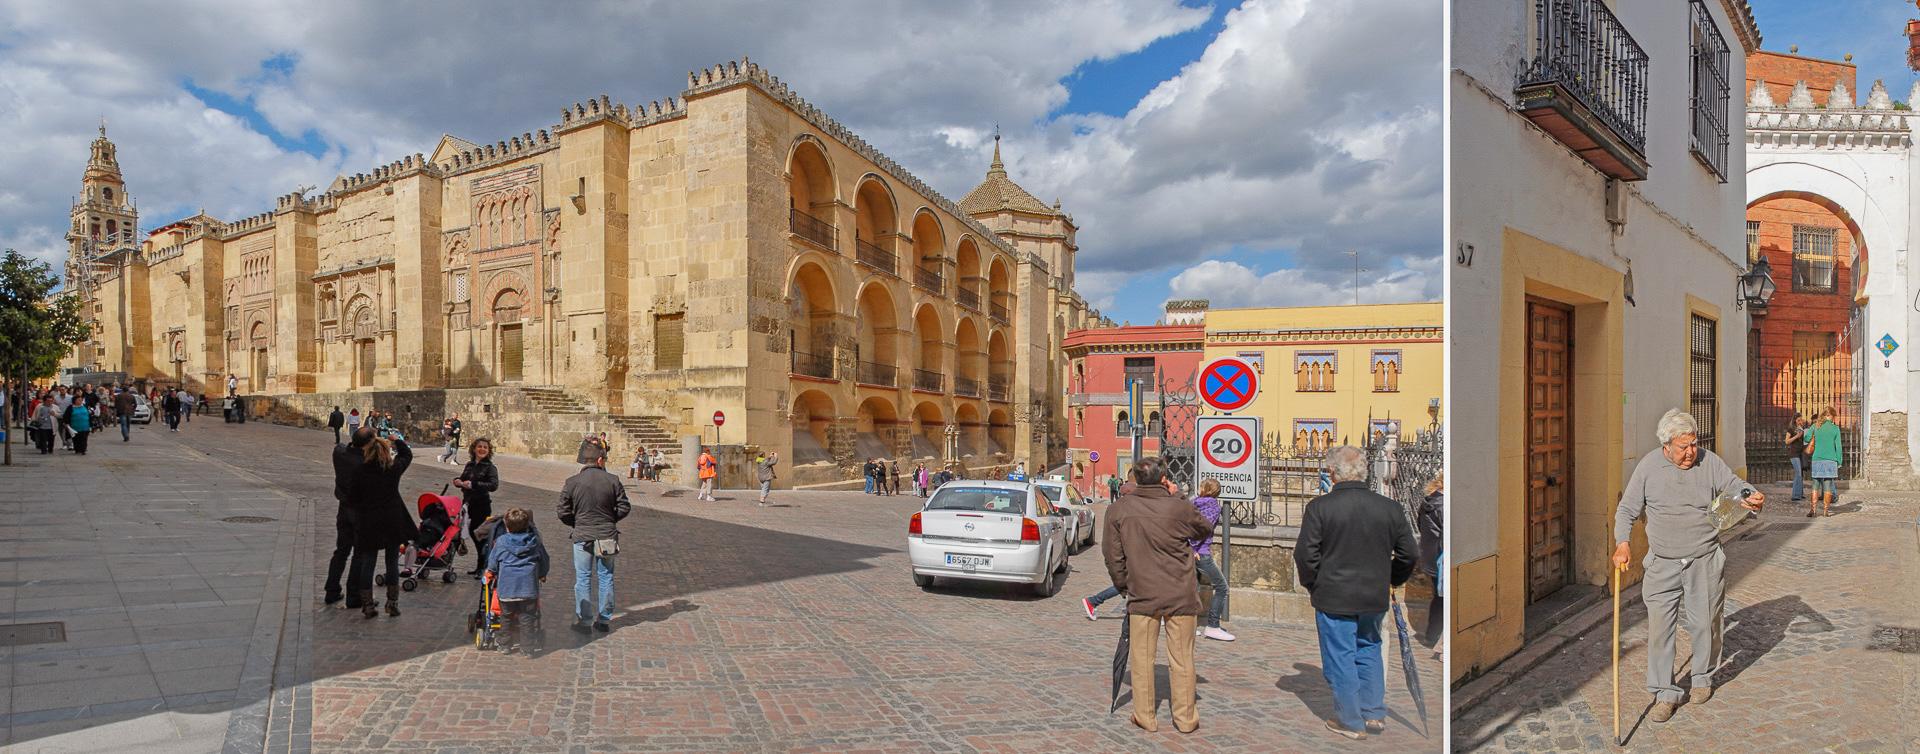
219, 211, 276, 238
1747, 78, 1913, 150
442, 131, 559, 175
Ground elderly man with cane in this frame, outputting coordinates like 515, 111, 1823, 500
1613, 408, 1763, 724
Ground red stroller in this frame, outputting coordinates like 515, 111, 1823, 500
378, 492, 469, 591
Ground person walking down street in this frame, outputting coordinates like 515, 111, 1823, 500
1108, 474, 1122, 504
486, 507, 550, 656
52, 387, 73, 449
1295, 445, 1419, 740
1807, 407, 1843, 517
326, 434, 362, 608
222, 393, 235, 423
890, 460, 902, 496
439, 413, 462, 465
178, 391, 194, 422
557, 441, 630, 633
756, 451, 778, 507
114, 387, 137, 442
342, 426, 419, 618
29, 392, 56, 454
914, 463, 929, 497
1784, 413, 1808, 504
1613, 409, 1763, 723
697, 446, 718, 501
65, 396, 93, 455
1190, 479, 1233, 642
1419, 473, 1446, 656
457, 438, 501, 577
328, 406, 346, 445
161, 389, 182, 433
1103, 457, 1213, 734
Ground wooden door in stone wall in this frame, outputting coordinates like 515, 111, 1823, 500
358, 341, 375, 388
1525, 298, 1573, 604
501, 325, 524, 383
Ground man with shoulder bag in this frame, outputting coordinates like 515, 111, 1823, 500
558, 441, 631, 634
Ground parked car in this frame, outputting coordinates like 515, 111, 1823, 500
907, 480, 1072, 597
131, 394, 152, 424
1031, 478, 1095, 553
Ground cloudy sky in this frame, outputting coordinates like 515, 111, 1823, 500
0, 0, 1440, 327
1747, 0, 1916, 102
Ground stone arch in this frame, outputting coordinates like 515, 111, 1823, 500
911, 401, 944, 459
248, 318, 270, 349
987, 254, 1014, 318
910, 209, 946, 286
788, 258, 841, 367
1745, 188, 1870, 285
987, 328, 1011, 398
790, 389, 838, 465
343, 295, 375, 339
955, 236, 983, 307
988, 408, 1013, 455
954, 316, 985, 394
854, 279, 902, 384
787, 134, 838, 213
955, 402, 983, 458
912, 302, 946, 377
492, 288, 524, 322
855, 396, 900, 460
481, 269, 529, 324
853, 174, 899, 245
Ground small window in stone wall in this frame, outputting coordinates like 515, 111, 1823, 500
453, 274, 469, 302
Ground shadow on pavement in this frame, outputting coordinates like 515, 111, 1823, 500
1717, 594, 1828, 688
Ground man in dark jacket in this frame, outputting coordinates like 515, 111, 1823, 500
1294, 446, 1419, 740
1101, 457, 1214, 734
328, 406, 345, 445
326, 437, 360, 607
113, 388, 137, 441
557, 441, 630, 633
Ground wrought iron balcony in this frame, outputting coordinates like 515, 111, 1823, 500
989, 301, 1009, 324
1514, 0, 1650, 181
856, 360, 897, 387
913, 368, 945, 392
913, 266, 944, 294
790, 350, 836, 380
790, 208, 836, 250
855, 238, 896, 277
956, 286, 981, 311
988, 376, 1010, 402
955, 375, 982, 398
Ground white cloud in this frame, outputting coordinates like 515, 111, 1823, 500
1167, 253, 1439, 310
0, 0, 1439, 318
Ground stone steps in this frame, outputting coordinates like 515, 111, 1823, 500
519, 386, 591, 414
606, 414, 681, 455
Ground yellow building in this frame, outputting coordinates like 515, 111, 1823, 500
1200, 302, 1443, 447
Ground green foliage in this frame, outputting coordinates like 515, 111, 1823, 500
0, 249, 91, 381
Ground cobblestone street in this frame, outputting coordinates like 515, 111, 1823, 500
1452, 487, 1920, 752
171, 421, 1439, 752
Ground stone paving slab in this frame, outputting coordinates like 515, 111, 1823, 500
0, 417, 304, 752
178, 421, 1440, 752
1452, 485, 1920, 752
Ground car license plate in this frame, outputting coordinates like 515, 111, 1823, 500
946, 554, 990, 571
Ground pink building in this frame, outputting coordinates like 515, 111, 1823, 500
1061, 324, 1204, 499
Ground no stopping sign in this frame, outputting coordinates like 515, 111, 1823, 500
1195, 415, 1262, 502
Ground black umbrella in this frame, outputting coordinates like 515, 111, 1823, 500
1392, 597, 1429, 736
1109, 612, 1130, 714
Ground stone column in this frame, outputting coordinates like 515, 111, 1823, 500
555, 101, 631, 406
270, 209, 318, 393
391, 163, 446, 389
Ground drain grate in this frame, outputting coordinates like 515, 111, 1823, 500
0, 622, 66, 647
1869, 626, 1920, 653
220, 516, 277, 524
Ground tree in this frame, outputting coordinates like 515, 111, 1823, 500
0, 249, 90, 465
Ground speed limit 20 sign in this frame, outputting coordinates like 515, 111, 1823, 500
1196, 415, 1262, 502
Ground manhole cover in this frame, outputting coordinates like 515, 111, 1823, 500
220, 516, 277, 524
0, 622, 66, 647
1868, 626, 1920, 653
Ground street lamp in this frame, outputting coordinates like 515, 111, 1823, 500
1737, 254, 1778, 311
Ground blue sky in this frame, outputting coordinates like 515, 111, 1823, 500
0, 0, 1441, 327
1747, 0, 1917, 100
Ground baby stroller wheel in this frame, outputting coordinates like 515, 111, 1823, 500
401, 578, 418, 592
442, 570, 456, 584
374, 574, 386, 586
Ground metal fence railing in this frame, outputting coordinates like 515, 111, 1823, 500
1518, 0, 1649, 154
1746, 356, 1863, 484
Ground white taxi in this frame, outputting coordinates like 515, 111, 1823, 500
907, 480, 1072, 597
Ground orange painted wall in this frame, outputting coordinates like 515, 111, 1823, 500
1747, 196, 1854, 370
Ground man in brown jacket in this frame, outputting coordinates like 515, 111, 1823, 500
1101, 456, 1215, 733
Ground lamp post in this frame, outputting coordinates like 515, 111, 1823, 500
1737, 254, 1779, 314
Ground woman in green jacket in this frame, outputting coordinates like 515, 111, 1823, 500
1806, 407, 1844, 517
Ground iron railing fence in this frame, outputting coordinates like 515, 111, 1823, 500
988, 376, 1010, 402
1518, 0, 1649, 154
790, 208, 836, 249
913, 266, 944, 294
955, 375, 982, 398
956, 287, 981, 311
1746, 357, 1864, 484
912, 368, 944, 393
856, 360, 896, 387
855, 238, 896, 276
989, 301, 1009, 323
790, 350, 836, 380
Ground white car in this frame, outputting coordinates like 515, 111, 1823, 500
1031, 479, 1096, 553
908, 480, 1072, 597
131, 394, 152, 424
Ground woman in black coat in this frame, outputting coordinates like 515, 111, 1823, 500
1418, 473, 1445, 648
455, 437, 501, 576
344, 427, 419, 618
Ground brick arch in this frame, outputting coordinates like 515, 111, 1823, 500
481, 269, 529, 324
343, 294, 376, 340
1746, 189, 1868, 276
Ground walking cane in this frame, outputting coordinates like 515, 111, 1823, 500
1612, 561, 1622, 746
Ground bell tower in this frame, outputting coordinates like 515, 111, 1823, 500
64, 120, 141, 371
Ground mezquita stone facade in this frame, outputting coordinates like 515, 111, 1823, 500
63, 58, 1107, 485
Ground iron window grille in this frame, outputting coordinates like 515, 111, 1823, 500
1518, 0, 1649, 154
1746, 220, 1761, 263
1689, 313, 1718, 453
1793, 225, 1838, 293
1688, 0, 1731, 181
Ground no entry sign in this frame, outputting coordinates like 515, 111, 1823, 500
712, 411, 726, 427
1198, 357, 1259, 414
1196, 415, 1261, 502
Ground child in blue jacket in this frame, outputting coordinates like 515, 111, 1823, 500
486, 507, 550, 656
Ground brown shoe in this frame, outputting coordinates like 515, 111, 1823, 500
1325, 720, 1367, 740
1690, 686, 1712, 704
1130, 713, 1159, 733
1650, 701, 1677, 723
1365, 719, 1387, 734
1175, 721, 1198, 735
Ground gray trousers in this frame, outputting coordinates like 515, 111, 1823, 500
1641, 546, 1725, 702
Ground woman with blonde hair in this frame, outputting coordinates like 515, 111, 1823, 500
1806, 407, 1843, 517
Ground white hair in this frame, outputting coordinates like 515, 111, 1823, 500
1656, 409, 1698, 444
1325, 445, 1368, 483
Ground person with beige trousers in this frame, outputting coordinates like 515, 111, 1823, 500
1101, 456, 1214, 734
